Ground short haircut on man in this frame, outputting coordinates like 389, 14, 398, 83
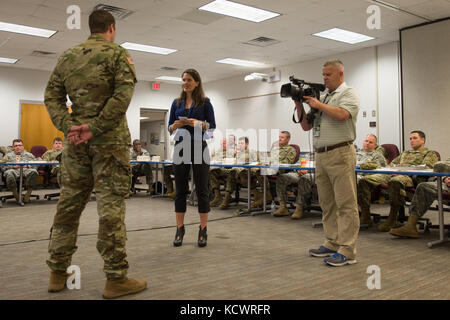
324, 59, 344, 71
12, 139, 23, 145
281, 131, 291, 139
53, 137, 63, 143
89, 9, 115, 34
366, 134, 378, 143
133, 139, 141, 145
239, 137, 249, 144
411, 130, 426, 140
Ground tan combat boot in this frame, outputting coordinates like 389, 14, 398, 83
10, 187, 20, 202
103, 277, 147, 299
48, 270, 71, 292
167, 185, 176, 199
291, 204, 304, 220
210, 189, 223, 207
273, 201, 289, 217
251, 190, 263, 208
218, 191, 232, 210
359, 204, 373, 227
378, 206, 398, 232
23, 188, 33, 203
389, 215, 419, 238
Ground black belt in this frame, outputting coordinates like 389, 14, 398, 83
315, 141, 352, 153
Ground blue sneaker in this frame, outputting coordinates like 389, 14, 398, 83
324, 253, 357, 267
309, 245, 337, 257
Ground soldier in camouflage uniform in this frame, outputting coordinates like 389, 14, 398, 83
358, 131, 439, 232
209, 137, 237, 207
354, 134, 387, 225
390, 158, 449, 238
42, 137, 64, 186
2, 139, 38, 203
130, 139, 154, 194
251, 131, 296, 209
219, 137, 258, 210
44, 10, 146, 299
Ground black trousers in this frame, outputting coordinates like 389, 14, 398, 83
173, 140, 210, 213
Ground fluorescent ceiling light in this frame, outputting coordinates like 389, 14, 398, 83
313, 28, 375, 44
0, 57, 18, 64
216, 58, 266, 67
155, 76, 182, 82
140, 117, 149, 120
199, 0, 280, 23
0, 21, 56, 38
121, 42, 177, 55
244, 73, 268, 81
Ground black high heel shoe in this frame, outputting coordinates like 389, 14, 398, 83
173, 225, 185, 247
198, 225, 207, 247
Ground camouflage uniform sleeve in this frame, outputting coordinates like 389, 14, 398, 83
389, 154, 401, 167
423, 150, 439, 169
284, 146, 297, 164
88, 48, 137, 137
375, 151, 387, 167
42, 151, 50, 162
44, 56, 74, 135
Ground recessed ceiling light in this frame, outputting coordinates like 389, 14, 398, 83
313, 28, 375, 44
0, 57, 19, 64
155, 76, 182, 82
199, 0, 280, 23
0, 21, 56, 38
121, 42, 177, 55
216, 58, 266, 67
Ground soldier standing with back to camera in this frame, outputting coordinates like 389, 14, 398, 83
295, 59, 360, 267
44, 9, 146, 299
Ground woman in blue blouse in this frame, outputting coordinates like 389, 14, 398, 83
168, 69, 216, 247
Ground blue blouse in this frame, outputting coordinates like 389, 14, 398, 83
168, 98, 216, 141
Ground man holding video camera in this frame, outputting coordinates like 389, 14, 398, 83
294, 59, 360, 267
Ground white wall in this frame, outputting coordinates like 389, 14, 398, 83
205, 42, 401, 153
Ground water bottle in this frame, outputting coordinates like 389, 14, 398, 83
301, 156, 307, 167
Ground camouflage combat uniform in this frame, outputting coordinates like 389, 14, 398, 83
409, 158, 450, 218
234, 148, 259, 188
210, 147, 236, 193
2, 151, 38, 190
130, 147, 153, 188
0, 146, 13, 158
42, 149, 63, 186
356, 149, 387, 182
358, 148, 439, 213
239, 144, 296, 192
276, 170, 315, 206
44, 34, 137, 280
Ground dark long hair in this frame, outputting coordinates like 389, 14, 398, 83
176, 68, 206, 107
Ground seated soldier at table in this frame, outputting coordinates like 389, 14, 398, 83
239, 131, 296, 209
2, 139, 38, 203
42, 137, 64, 186
210, 137, 237, 207
130, 139, 154, 194
273, 169, 314, 219
390, 158, 450, 238
219, 136, 258, 210
358, 130, 439, 231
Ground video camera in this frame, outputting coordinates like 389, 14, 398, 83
280, 76, 326, 124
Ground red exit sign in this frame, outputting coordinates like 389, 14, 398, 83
152, 82, 161, 90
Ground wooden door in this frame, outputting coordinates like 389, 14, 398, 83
20, 103, 65, 151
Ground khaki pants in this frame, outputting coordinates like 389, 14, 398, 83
315, 144, 359, 259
